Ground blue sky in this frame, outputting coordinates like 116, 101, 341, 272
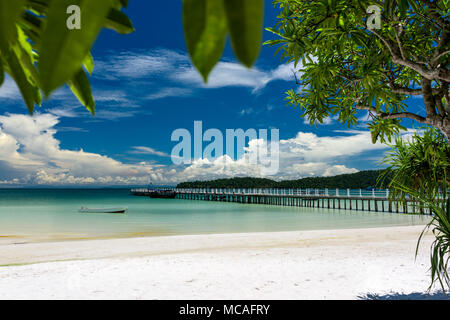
0, 1, 424, 186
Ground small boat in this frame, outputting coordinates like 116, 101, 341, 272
79, 207, 128, 214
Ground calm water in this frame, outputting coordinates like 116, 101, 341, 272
0, 189, 429, 241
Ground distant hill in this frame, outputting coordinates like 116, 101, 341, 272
177, 170, 391, 189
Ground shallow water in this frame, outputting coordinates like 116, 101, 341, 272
0, 189, 429, 241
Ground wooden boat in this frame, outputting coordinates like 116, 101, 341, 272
79, 207, 128, 214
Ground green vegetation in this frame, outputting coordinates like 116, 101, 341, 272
381, 128, 450, 201
182, 0, 264, 81
383, 128, 449, 292
0, 0, 134, 115
1, 0, 265, 112
415, 194, 450, 292
265, 0, 450, 143
177, 170, 390, 189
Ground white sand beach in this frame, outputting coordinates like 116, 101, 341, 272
0, 225, 447, 300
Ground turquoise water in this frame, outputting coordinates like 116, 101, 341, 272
0, 189, 429, 241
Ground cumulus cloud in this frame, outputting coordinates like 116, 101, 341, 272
175, 130, 387, 182
0, 113, 389, 186
282, 163, 358, 179
0, 114, 177, 185
279, 131, 387, 162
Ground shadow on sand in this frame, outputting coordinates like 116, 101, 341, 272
358, 291, 449, 300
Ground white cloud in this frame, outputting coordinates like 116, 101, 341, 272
173, 60, 298, 92
0, 76, 21, 100
130, 146, 170, 157
0, 113, 389, 185
0, 113, 176, 185
279, 131, 387, 163
269, 62, 298, 82
282, 163, 358, 179
303, 115, 335, 126
145, 87, 193, 100
94, 49, 188, 80
175, 130, 387, 182
95, 49, 297, 92
48, 107, 80, 118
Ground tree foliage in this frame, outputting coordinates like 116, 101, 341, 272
177, 170, 390, 189
381, 127, 450, 200
415, 192, 450, 292
0, 0, 134, 115
265, 0, 450, 143
1, 1, 266, 113
182, 0, 265, 81
382, 128, 450, 291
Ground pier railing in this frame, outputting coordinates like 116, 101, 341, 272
131, 187, 433, 215
174, 188, 391, 198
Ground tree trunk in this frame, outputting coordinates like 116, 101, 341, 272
437, 117, 450, 144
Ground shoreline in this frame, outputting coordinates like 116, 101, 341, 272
0, 215, 430, 247
0, 225, 447, 299
0, 224, 430, 265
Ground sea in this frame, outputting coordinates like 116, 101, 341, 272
0, 188, 429, 242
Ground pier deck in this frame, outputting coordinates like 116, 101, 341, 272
131, 188, 429, 215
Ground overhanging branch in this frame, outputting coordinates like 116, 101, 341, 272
355, 105, 429, 124
369, 29, 450, 82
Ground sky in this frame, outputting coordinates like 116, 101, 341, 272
0, 0, 424, 187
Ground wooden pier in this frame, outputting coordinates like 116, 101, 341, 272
131, 188, 428, 215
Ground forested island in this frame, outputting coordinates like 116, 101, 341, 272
177, 170, 391, 189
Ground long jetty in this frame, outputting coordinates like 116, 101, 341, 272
131, 188, 429, 214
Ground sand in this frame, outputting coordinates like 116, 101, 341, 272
0, 225, 447, 300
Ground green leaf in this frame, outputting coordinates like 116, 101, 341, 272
38, 0, 113, 96
0, 0, 26, 49
371, 128, 380, 144
407, 0, 420, 13
398, 0, 408, 17
223, 0, 264, 68
3, 44, 40, 114
0, 62, 4, 86
183, 0, 227, 82
83, 52, 94, 75
105, 8, 135, 34
68, 68, 95, 115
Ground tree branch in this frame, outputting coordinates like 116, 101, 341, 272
389, 86, 423, 95
355, 105, 428, 124
380, 112, 429, 123
370, 29, 450, 82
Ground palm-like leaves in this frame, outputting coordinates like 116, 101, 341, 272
381, 128, 450, 201
383, 128, 450, 292
394, 182, 450, 292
